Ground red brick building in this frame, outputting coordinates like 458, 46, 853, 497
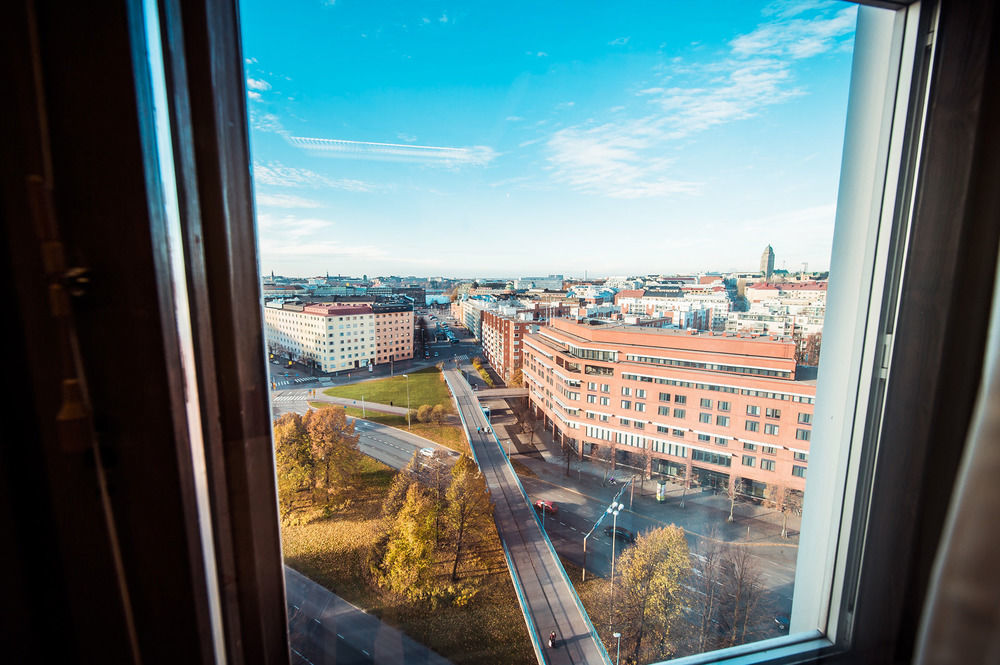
480, 310, 534, 383
521, 318, 814, 504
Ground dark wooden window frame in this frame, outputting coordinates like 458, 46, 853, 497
2, 0, 997, 663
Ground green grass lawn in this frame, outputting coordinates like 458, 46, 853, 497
308, 402, 469, 454
323, 366, 453, 411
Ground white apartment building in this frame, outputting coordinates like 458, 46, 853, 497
264, 302, 376, 373
727, 282, 828, 353
616, 289, 733, 331
513, 274, 564, 290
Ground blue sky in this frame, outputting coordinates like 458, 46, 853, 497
240, 0, 857, 279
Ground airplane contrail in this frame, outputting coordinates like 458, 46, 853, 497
287, 135, 497, 166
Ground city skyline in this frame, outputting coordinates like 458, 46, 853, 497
241, 0, 857, 277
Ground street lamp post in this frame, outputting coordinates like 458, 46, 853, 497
612, 632, 622, 665
403, 374, 410, 430
608, 500, 622, 629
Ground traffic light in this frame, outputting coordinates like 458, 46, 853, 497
288, 360, 292, 366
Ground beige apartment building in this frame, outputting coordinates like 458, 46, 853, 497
264, 302, 375, 372
264, 300, 414, 373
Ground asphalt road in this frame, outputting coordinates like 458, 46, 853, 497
519, 472, 791, 641
268, 390, 457, 471
445, 369, 610, 665
352, 418, 459, 470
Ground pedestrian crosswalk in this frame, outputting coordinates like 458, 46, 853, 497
272, 376, 318, 388
271, 392, 306, 403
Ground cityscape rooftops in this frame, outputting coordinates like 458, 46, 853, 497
301, 303, 373, 316
541, 317, 798, 361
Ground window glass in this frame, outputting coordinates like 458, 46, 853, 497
241, 0, 871, 662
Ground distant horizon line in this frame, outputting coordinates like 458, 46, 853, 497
261, 268, 831, 281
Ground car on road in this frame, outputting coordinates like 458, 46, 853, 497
774, 614, 790, 631
419, 447, 437, 458
533, 500, 558, 515
603, 526, 635, 543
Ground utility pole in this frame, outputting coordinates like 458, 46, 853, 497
608, 501, 622, 630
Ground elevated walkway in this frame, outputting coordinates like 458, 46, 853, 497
473, 387, 528, 398
444, 369, 610, 665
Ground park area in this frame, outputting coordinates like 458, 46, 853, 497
278, 423, 532, 664
322, 366, 452, 410
277, 369, 533, 663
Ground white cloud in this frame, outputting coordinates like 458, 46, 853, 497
439, 13, 448, 23
254, 193, 322, 209
547, 121, 701, 199
246, 77, 271, 91
543, 4, 854, 199
253, 162, 375, 191
609, 36, 630, 46
247, 90, 262, 100
287, 136, 498, 168
730, 5, 856, 59
646, 59, 803, 139
396, 132, 418, 143
257, 212, 387, 262
249, 110, 285, 134
761, 0, 840, 20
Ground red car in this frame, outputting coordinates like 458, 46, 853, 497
533, 500, 558, 515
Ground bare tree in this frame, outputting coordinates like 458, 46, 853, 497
726, 475, 743, 523
719, 546, 765, 647
765, 484, 789, 538
690, 537, 726, 652
593, 443, 615, 483
638, 442, 654, 496
785, 489, 804, 537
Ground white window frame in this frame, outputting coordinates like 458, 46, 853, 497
664, 2, 933, 663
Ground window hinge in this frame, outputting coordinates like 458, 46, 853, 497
879, 332, 893, 379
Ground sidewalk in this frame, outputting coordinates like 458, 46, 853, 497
495, 420, 800, 552
310, 394, 410, 416
286, 566, 453, 665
